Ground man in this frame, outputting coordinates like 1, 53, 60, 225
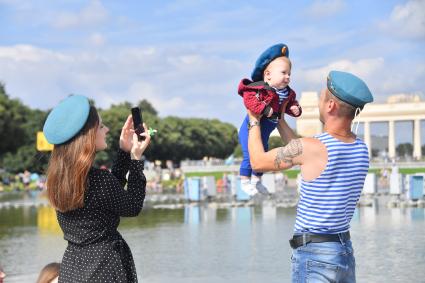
247, 70, 373, 283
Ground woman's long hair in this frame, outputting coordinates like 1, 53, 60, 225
46, 106, 99, 212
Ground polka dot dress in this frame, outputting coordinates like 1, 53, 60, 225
57, 149, 146, 282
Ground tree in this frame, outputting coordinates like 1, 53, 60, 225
2, 145, 50, 173
0, 88, 239, 171
149, 117, 238, 163
268, 136, 284, 149
396, 143, 413, 157
138, 99, 157, 116
0, 84, 29, 155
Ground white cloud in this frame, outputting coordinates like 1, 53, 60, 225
2, 42, 424, 128
295, 57, 425, 103
89, 33, 106, 47
52, 0, 108, 29
298, 57, 384, 87
305, 0, 346, 19
380, 0, 425, 40
0, 44, 246, 125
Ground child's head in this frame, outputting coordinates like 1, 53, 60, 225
263, 56, 292, 89
251, 43, 290, 83
37, 262, 60, 283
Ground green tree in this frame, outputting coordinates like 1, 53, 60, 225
0, 84, 28, 155
149, 117, 238, 163
268, 136, 284, 149
396, 143, 413, 157
2, 145, 50, 173
98, 101, 160, 166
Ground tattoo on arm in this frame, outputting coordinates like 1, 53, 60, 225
274, 139, 303, 169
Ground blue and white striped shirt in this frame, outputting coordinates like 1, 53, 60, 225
294, 132, 369, 234
275, 87, 289, 104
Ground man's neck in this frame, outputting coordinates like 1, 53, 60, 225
323, 119, 355, 142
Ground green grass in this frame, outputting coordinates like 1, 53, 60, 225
185, 170, 301, 180
399, 168, 425, 174
184, 171, 232, 180
184, 167, 425, 180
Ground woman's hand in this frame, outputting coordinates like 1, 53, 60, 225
119, 115, 151, 160
130, 123, 151, 160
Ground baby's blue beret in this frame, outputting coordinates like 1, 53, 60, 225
43, 95, 90, 145
327, 71, 373, 108
251, 43, 289, 82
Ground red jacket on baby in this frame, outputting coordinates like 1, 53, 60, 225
238, 78, 302, 119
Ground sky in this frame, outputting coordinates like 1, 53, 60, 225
0, 0, 424, 135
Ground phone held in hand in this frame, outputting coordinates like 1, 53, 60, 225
131, 107, 145, 141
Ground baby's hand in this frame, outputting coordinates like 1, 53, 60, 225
290, 105, 300, 116
267, 108, 273, 117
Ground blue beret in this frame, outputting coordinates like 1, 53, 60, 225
43, 95, 91, 145
327, 71, 373, 108
251, 43, 289, 82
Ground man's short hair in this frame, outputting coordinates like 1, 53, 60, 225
325, 90, 356, 119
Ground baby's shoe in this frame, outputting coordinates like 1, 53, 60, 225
251, 176, 269, 195
241, 178, 257, 196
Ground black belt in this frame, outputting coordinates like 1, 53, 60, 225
289, 231, 350, 249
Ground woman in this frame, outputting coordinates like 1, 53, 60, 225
43, 95, 151, 282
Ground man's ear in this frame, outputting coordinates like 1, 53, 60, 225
328, 99, 338, 114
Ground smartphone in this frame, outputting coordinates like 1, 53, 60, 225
131, 107, 145, 141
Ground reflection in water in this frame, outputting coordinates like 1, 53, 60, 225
411, 207, 425, 221
262, 203, 276, 220
37, 206, 61, 235
1, 198, 425, 283
235, 206, 253, 224
184, 205, 201, 225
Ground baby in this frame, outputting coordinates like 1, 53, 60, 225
238, 43, 301, 195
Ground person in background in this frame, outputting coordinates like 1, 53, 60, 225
0, 265, 6, 283
37, 262, 60, 283
43, 95, 151, 282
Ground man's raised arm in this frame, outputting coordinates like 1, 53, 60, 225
247, 112, 303, 172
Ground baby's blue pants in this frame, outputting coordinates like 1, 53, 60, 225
238, 115, 277, 177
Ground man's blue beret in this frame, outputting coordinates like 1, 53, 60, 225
43, 95, 91, 145
251, 43, 289, 82
327, 71, 373, 108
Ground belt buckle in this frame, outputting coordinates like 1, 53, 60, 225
289, 234, 312, 249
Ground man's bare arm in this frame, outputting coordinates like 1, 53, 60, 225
277, 119, 297, 144
274, 139, 303, 170
249, 124, 304, 172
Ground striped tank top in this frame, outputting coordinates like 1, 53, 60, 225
294, 132, 369, 234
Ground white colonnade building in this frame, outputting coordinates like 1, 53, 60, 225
296, 92, 425, 160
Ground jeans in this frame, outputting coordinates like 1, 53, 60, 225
291, 240, 356, 283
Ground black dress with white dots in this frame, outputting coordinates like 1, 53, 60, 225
57, 149, 146, 283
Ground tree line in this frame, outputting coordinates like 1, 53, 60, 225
0, 83, 239, 173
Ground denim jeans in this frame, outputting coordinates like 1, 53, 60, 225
291, 240, 356, 283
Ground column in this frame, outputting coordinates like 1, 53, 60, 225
413, 119, 422, 160
388, 120, 395, 159
364, 121, 371, 158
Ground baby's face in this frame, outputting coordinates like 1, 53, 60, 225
264, 57, 291, 89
